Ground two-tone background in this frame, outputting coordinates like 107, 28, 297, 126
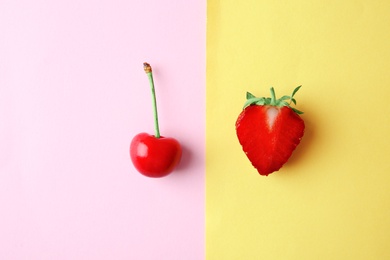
1, 0, 390, 259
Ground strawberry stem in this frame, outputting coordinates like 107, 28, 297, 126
144, 62, 161, 138
270, 87, 276, 105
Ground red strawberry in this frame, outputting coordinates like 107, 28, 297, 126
236, 86, 305, 176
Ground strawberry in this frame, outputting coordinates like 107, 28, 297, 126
236, 86, 305, 176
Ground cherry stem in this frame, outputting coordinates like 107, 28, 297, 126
144, 62, 161, 138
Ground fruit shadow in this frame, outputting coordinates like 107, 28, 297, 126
173, 143, 192, 173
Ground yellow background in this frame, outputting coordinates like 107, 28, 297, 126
206, 1, 390, 259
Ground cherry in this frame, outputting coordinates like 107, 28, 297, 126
130, 63, 182, 178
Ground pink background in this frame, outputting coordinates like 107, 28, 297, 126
0, 0, 205, 259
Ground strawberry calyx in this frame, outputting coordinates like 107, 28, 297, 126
243, 86, 304, 114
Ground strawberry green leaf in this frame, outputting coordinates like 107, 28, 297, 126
256, 99, 266, 105
243, 97, 263, 108
291, 107, 304, 114
291, 98, 296, 105
246, 92, 256, 99
279, 95, 291, 101
242, 86, 304, 114
291, 85, 302, 98
277, 101, 289, 106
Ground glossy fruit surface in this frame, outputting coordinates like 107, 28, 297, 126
130, 133, 182, 178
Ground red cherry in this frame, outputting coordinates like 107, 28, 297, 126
130, 133, 182, 178
130, 63, 182, 177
